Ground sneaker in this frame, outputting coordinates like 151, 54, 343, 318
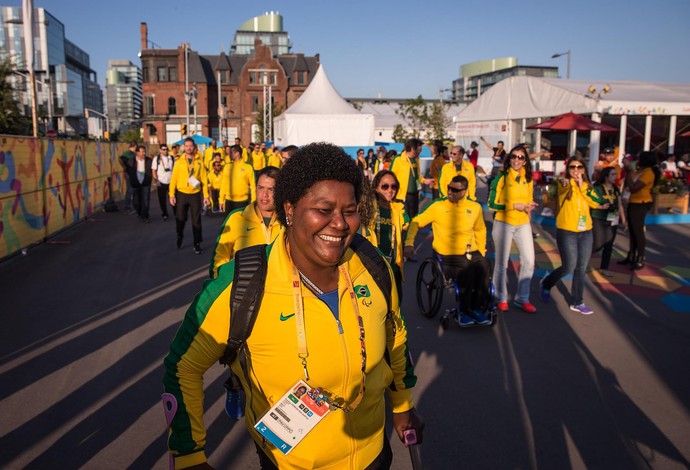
469, 309, 491, 326
176, 236, 183, 249
496, 301, 509, 312
162, 215, 168, 221
570, 303, 594, 315
539, 274, 552, 303
193, 244, 203, 254
458, 314, 476, 328
599, 269, 613, 278
513, 300, 537, 313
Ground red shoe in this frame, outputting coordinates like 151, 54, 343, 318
497, 302, 509, 312
514, 301, 537, 313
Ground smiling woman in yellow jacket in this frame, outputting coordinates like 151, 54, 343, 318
163, 143, 422, 469
540, 155, 608, 315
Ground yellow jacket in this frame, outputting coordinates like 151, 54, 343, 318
203, 146, 225, 171
366, 200, 409, 272
629, 167, 655, 203
488, 167, 534, 226
207, 169, 224, 191
405, 197, 487, 256
209, 203, 282, 278
267, 153, 282, 168
169, 154, 209, 198
556, 179, 601, 232
438, 160, 477, 200
390, 152, 423, 196
220, 160, 256, 203
251, 151, 267, 171
163, 231, 416, 469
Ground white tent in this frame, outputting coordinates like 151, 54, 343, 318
274, 65, 375, 146
453, 76, 690, 169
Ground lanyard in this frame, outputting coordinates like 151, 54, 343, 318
287, 244, 367, 412
185, 157, 195, 178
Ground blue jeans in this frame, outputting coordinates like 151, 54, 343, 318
492, 220, 535, 303
123, 172, 133, 210
543, 229, 593, 305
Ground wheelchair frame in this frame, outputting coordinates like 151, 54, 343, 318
415, 254, 497, 329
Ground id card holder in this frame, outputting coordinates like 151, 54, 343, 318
254, 380, 330, 455
577, 214, 587, 231
187, 175, 201, 189
606, 211, 619, 226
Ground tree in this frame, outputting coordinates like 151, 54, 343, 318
394, 96, 452, 142
395, 95, 427, 139
391, 124, 406, 143
426, 101, 452, 142
254, 103, 284, 143
0, 60, 32, 136
120, 128, 142, 144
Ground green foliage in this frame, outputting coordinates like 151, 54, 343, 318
391, 124, 406, 143
120, 128, 142, 144
394, 96, 451, 142
0, 60, 32, 136
254, 103, 285, 142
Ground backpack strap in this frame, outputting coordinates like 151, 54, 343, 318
219, 243, 268, 366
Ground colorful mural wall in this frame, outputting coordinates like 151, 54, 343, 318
0, 136, 145, 259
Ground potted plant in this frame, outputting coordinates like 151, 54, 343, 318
652, 176, 688, 214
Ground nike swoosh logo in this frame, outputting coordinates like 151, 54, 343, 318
280, 313, 295, 321
246, 227, 256, 231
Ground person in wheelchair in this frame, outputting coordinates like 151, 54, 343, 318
404, 175, 492, 326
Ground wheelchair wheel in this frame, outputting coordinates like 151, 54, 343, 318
416, 258, 445, 318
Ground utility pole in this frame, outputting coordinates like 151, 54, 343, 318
23, 0, 38, 137
184, 43, 190, 135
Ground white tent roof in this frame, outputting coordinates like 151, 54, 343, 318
454, 76, 690, 122
274, 65, 374, 146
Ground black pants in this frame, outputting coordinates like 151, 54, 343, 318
175, 191, 203, 244
405, 191, 419, 219
225, 199, 250, 215
156, 183, 169, 218
132, 185, 150, 219
442, 252, 492, 313
255, 437, 392, 469
627, 202, 652, 257
592, 217, 618, 269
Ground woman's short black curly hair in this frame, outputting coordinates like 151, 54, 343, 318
274, 142, 363, 225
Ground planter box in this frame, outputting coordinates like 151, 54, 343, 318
653, 193, 689, 214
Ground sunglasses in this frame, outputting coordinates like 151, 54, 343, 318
379, 183, 399, 191
510, 154, 526, 161
569, 164, 584, 169
447, 186, 468, 193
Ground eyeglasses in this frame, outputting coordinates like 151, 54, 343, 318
379, 183, 399, 191
510, 154, 526, 161
568, 164, 584, 169
161, 148, 168, 151
447, 186, 468, 193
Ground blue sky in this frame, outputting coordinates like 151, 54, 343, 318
11, 0, 690, 99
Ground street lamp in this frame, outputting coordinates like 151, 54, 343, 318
84, 107, 109, 139
551, 49, 571, 79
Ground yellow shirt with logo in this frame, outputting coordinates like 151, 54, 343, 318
390, 152, 423, 196
251, 151, 267, 171
556, 179, 601, 232
629, 167, 655, 204
438, 160, 477, 200
405, 197, 486, 256
488, 167, 534, 226
169, 154, 209, 198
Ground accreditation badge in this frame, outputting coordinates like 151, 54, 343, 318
577, 214, 587, 231
606, 211, 619, 226
254, 380, 331, 455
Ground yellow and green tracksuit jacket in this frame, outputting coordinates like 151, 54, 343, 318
163, 231, 417, 469
169, 154, 209, 198
267, 153, 282, 168
488, 167, 534, 226
251, 151, 267, 171
438, 160, 477, 200
220, 160, 256, 203
209, 203, 282, 278
207, 170, 223, 192
366, 200, 409, 273
203, 146, 225, 172
556, 179, 602, 232
390, 152, 423, 196
405, 197, 487, 256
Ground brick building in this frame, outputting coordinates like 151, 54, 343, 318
139, 23, 319, 145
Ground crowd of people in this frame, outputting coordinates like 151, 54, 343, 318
148, 134, 685, 468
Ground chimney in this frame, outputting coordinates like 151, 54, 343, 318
140, 22, 148, 51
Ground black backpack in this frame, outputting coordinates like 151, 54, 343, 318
219, 233, 393, 368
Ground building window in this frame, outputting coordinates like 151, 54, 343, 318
252, 96, 259, 113
249, 72, 256, 85
168, 97, 176, 115
270, 72, 277, 85
145, 95, 154, 115
296, 71, 305, 85
221, 96, 228, 106
220, 71, 228, 84
143, 67, 149, 82
157, 67, 167, 82
169, 67, 177, 82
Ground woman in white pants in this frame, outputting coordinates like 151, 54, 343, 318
488, 144, 539, 313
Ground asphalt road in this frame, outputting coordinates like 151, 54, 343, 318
1, 195, 689, 469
